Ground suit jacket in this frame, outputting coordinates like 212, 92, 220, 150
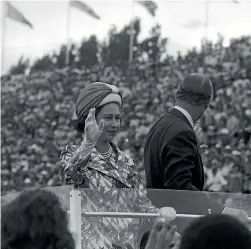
144, 108, 204, 191
144, 108, 225, 213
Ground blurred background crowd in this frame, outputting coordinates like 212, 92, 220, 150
1, 16, 251, 196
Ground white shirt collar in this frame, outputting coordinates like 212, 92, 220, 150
174, 106, 194, 127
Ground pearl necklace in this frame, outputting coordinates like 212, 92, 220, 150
100, 145, 112, 159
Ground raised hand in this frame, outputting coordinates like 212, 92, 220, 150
223, 207, 250, 225
145, 219, 181, 249
84, 108, 104, 144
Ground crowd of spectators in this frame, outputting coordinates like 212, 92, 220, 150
2, 188, 251, 249
1, 36, 251, 196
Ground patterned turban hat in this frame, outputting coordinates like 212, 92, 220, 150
72, 82, 123, 133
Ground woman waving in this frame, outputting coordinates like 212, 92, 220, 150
60, 82, 176, 249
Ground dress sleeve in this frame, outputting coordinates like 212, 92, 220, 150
126, 155, 158, 214
59, 141, 95, 185
134, 176, 159, 214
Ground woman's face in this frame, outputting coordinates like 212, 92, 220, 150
96, 102, 121, 142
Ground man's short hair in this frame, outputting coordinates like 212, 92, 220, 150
180, 214, 251, 249
176, 73, 213, 106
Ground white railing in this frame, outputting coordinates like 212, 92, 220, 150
82, 212, 205, 219
69, 190, 206, 249
69, 189, 251, 249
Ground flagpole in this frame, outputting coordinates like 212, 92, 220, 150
1, 1, 7, 75
129, 0, 135, 64
65, 0, 71, 66
204, 0, 210, 39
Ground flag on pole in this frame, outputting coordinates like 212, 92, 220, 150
69, 1, 100, 20
5, 2, 33, 28
128, 1, 157, 64
65, 1, 100, 65
135, 0, 158, 17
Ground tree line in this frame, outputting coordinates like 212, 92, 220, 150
9, 18, 168, 75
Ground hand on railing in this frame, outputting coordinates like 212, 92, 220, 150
158, 207, 176, 222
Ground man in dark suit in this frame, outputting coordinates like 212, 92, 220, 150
144, 73, 249, 221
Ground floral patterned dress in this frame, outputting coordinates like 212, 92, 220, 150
60, 141, 158, 249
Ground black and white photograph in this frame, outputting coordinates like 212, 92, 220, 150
1, 1, 251, 249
